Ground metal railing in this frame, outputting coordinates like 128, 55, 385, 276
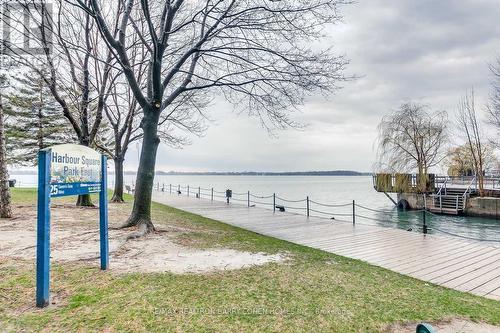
148, 182, 500, 243
372, 174, 500, 193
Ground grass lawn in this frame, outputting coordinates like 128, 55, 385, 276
0, 188, 499, 332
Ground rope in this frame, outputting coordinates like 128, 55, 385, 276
213, 190, 226, 194
249, 193, 274, 199
309, 200, 352, 208
355, 214, 398, 224
282, 205, 307, 210
309, 208, 353, 217
250, 200, 274, 206
355, 203, 396, 214
431, 226, 500, 243
275, 196, 307, 203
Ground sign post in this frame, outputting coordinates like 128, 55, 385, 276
36, 150, 51, 308
36, 144, 109, 308
99, 154, 109, 270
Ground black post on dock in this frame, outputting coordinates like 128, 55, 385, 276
273, 193, 276, 213
352, 200, 356, 225
306, 196, 310, 217
169, 184, 172, 194
422, 210, 428, 234
187, 185, 190, 197
162, 183, 165, 192
198, 186, 201, 199
247, 191, 250, 207
211, 188, 214, 201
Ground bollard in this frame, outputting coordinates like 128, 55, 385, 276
162, 183, 165, 192
422, 210, 428, 234
306, 196, 310, 217
352, 200, 356, 225
273, 193, 276, 213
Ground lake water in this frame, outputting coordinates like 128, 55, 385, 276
12, 174, 500, 245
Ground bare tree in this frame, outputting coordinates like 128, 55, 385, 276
488, 59, 500, 147
93, 19, 206, 203
3, 0, 119, 206
377, 102, 448, 192
457, 89, 487, 196
72, 0, 349, 235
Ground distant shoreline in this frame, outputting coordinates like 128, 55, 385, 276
10, 170, 372, 176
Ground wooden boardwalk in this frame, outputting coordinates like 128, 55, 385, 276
152, 192, 500, 301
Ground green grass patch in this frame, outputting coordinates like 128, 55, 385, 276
0, 188, 499, 332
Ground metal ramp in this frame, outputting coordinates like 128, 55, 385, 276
426, 177, 477, 215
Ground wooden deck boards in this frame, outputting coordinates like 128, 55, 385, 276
153, 192, 500, 301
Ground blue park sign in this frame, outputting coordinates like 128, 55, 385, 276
36, 144, 109, 308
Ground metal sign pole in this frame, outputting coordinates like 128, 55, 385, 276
99, 155, 109, 270
36, 149, 51, 308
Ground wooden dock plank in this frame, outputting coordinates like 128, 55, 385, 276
152, 192, 500, 301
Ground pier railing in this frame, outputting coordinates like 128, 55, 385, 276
147, 182, 500, 243
373, 173, 500, 194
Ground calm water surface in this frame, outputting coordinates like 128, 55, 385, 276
13, 174, 500, 245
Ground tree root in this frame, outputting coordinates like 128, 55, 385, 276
110, 196, 125, 203
119, 214, 156, 239
126, 222, 155, 240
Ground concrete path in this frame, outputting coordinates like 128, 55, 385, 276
152, 191, 500, 301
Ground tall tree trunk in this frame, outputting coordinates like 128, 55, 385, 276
0, 94, 12, 218
76, 138, 94, 207
121, 110, 159, 235
111, 156, 125, 203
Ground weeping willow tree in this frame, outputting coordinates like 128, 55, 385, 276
376, 102, 448, 193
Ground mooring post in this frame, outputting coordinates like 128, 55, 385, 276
352, 200, 356, 225
99, 155, 109, 271
187, 185, 190, 197
273, 193, 276, 213
211, 188, 214, 201
162, 183, 165, 192
306, 196, 310, 218
198, 186, 201, 198
169, 184, 172, 194
36, 149, 51, 308
422, 210, 428, 234
247, 191, 250, 207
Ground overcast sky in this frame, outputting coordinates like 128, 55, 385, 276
124, 0, 500, 173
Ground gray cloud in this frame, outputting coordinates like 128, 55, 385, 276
124, 0, 500, 172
